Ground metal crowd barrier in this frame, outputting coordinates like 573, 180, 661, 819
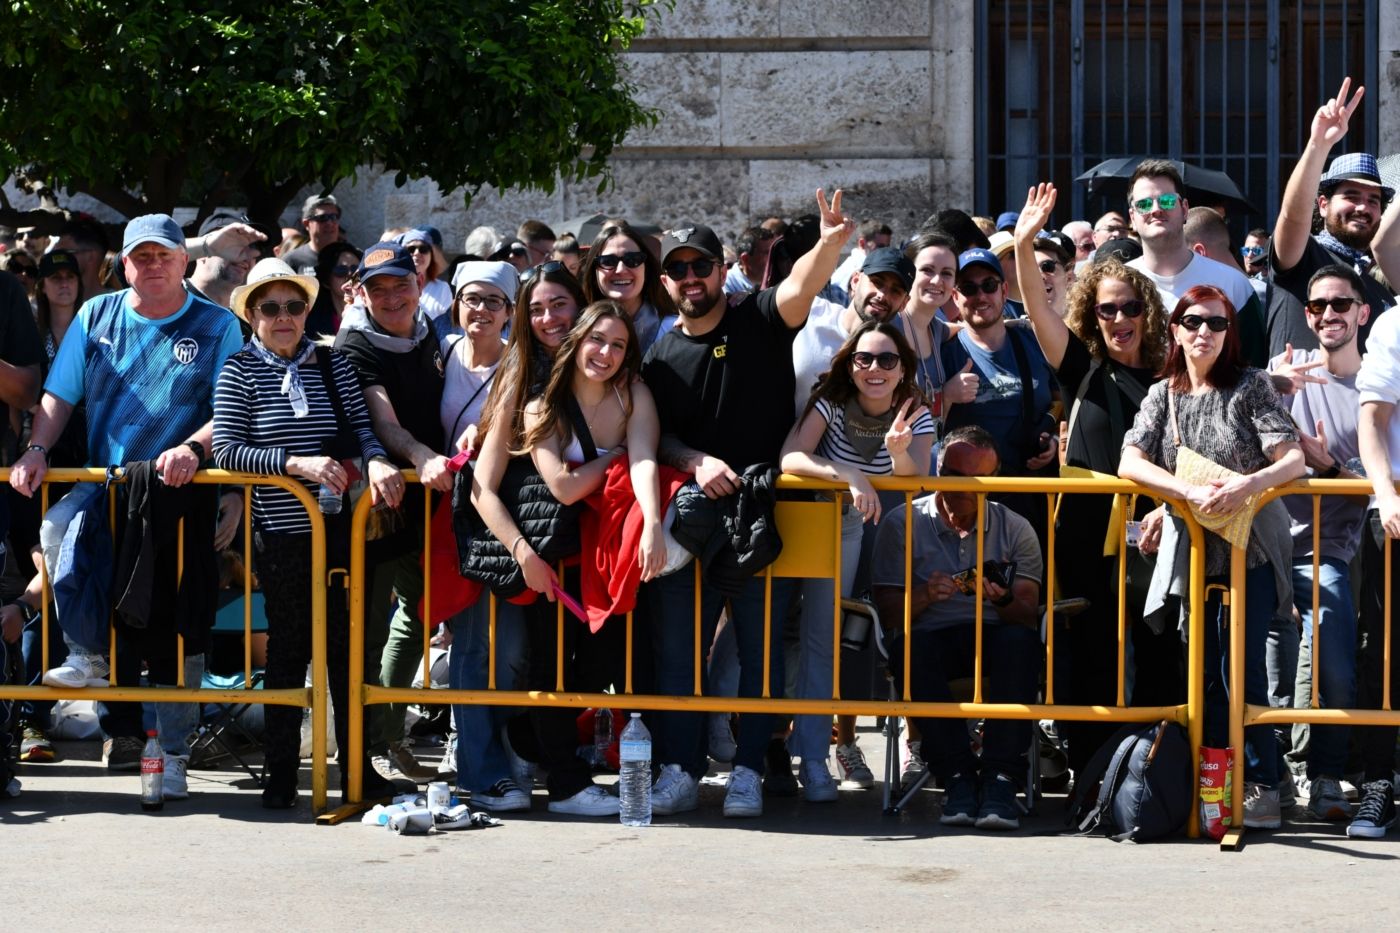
1222, 478, 1395, 849
0, 467, 331, 814
335, 471, 1209, 837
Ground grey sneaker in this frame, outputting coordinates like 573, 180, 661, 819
1242, 782, 1282, 830
833, 741, 875, 789
103, 736, 144, 772
1306, 775, 1351, 821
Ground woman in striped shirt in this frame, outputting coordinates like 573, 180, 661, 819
779, 319, 935, 798
213, 258, 401, 809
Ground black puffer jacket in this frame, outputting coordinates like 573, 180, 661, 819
669, 463, 783, 596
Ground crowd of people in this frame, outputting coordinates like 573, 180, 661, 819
3, 77, 1400, 840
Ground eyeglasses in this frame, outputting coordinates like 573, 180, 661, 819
596, 250, 647, 271
255, 299, 309, 318
330, 263, 357, 278
955, 277, 1002, 297
460, 293, 509, 312
1240, 245, 1266, 261
1177, 313, 1229, 333
1094, 300, 1146, 320
406, 244, 433, 256
522, 260, 567, 283
16, 230, 44, 240
1037, 259, 1062, 274
509, 246, 528, 258
306, 213, 340, 224
1131, 193, 1181, 213
1304, 296, 1359, 316
663, 259, 717, 280
851, 351, 901, 371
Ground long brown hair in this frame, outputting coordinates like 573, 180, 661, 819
801, 320, 927, 421
1064, 258, 1169, 372
1159, 284, 1244, 391
516, 301, 640, 454
477, 266, 587, 447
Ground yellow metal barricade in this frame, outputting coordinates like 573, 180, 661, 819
1222, 478, 1395, 848
0, 467, 331, 814
337, 471, 1208, 837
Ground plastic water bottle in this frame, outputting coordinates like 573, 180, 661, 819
318, 483, 343, 514
140, 730, 164, 812
618, 712, 651, 827
593, 707, 613, 770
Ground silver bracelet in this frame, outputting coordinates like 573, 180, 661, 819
509, 534, 526, 561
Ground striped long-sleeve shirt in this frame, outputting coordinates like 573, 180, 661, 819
213, 345, 387, 535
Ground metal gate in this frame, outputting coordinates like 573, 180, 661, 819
975, 0, 1380, 231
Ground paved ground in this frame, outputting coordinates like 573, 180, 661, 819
7, 720, 1397, 931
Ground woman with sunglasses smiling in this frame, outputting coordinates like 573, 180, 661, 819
213, 257, 403, 808
779, 319, 934, 798
579, 221, 677, 354
1013, 183, 1177, 772
1120, 283, 1304, 829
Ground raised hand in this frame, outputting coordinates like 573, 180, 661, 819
1310, 76, 1364, 150
1014, 183, 1058, 244
815, 187, 856, 248
943, 358, 980, 405
1269, 342, 1327, 395
884, 398, 928, 459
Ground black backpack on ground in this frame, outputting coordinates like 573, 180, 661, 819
1066, 719, 1192, 842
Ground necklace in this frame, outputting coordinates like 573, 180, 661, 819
578, 391, 611, 432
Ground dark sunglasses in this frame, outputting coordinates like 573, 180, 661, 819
1177, 313, 1229, 333
406, 244, 433, 256
306, 212, 340, 223
664, 259, 717, 280
1131, 193, 1181, 213
330, 263, 357, 277
255, 299, 309, 319
596, 251, 647, 271
522, 260, 567, 283
11, 265, 37, 278
851, 351, 901, 371
1304, 297, 1359, 316
1094, 300, 1146, 320
1037, 259, 1062, 274
956, 277, 1002, 297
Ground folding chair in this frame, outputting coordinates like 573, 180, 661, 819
189, 590, 269, 785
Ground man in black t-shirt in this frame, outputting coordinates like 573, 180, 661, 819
1267, 77, 1395, 357
334, 241, 449, 784
640, 190, 854, 819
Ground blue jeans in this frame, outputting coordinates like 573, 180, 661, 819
641, 564, 796, 778
38, 483, 107, 658
19, 602, 65, 728
1203, 563, 1279, 787
1290, 558, 1356, 778
448, 597, 527, 794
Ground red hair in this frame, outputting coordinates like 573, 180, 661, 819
1158, 284, 1244, 390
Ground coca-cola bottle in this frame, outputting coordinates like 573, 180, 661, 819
140, 730, 164, 812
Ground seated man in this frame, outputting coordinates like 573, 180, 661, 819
871, 425, 1043, 830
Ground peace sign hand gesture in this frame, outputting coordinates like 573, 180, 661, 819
1310, 76, 1364, 151
816, 187, 856, 248
885, 398, 928, 458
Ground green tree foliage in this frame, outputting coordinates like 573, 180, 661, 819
0, 0, 658, 225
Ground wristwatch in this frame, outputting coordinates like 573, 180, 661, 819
184, 439, 207, 461
1318, 462, 1341, 479
24, 443, 48, 463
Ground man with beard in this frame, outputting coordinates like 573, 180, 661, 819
1269, 264, 1370, 826
1269, 76, 1394, 358
188, 210, 273, 312
640, 189, 853, 819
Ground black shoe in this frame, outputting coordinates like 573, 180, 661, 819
762, 737, 798, 797
261, 768, 300, 810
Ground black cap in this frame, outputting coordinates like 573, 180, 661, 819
197, 209, 282, 256
1094, 238, 1143, 264
859, 246, 915, 290
38, 249, 80, 278
660, 225, 723, 267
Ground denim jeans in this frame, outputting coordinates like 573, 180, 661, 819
888, 622, 1042, 784
1203, 563, 1279, 787
98, 652, 206, 757
38, 483, 106, 658
789, 506, 864, 762
641, 563, 796, 778
448, 596, 527, 794
1290, 558, 1356, 778
19, 603, 65, 728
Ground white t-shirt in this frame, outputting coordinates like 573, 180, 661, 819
1128, 252, 1256, 315
439, 336, 502, 450
791, 297, 848, 416
420, 278, 453, 320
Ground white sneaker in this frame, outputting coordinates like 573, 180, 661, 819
834, 741, 875, 789
708, 712, 737, 763
42, 653, 110, 688
799, 758, 838, 803
651, 763, 699, 816
547, 784, 619, 817
723, 765, 763, 818
163, 754, 190, 800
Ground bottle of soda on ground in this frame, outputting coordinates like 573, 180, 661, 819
140, 730, 164, 812
593, 707, 613, 770
618, 713, 651, 827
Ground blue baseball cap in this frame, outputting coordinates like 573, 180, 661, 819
957, 247, 1004, 279
397, 227, 442, 249
995, 211, 1020, 232
357, 242, 417, 281
1320, 152, 1394, 201
121, 214, 185, 258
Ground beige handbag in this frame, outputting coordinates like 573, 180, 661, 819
1167, 390, 1256, 551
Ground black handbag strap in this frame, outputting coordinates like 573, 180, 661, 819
315, 346, 352, 436
1005, 327, 1042, 440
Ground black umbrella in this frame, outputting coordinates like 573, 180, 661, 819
1076, 158, 1258, 216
